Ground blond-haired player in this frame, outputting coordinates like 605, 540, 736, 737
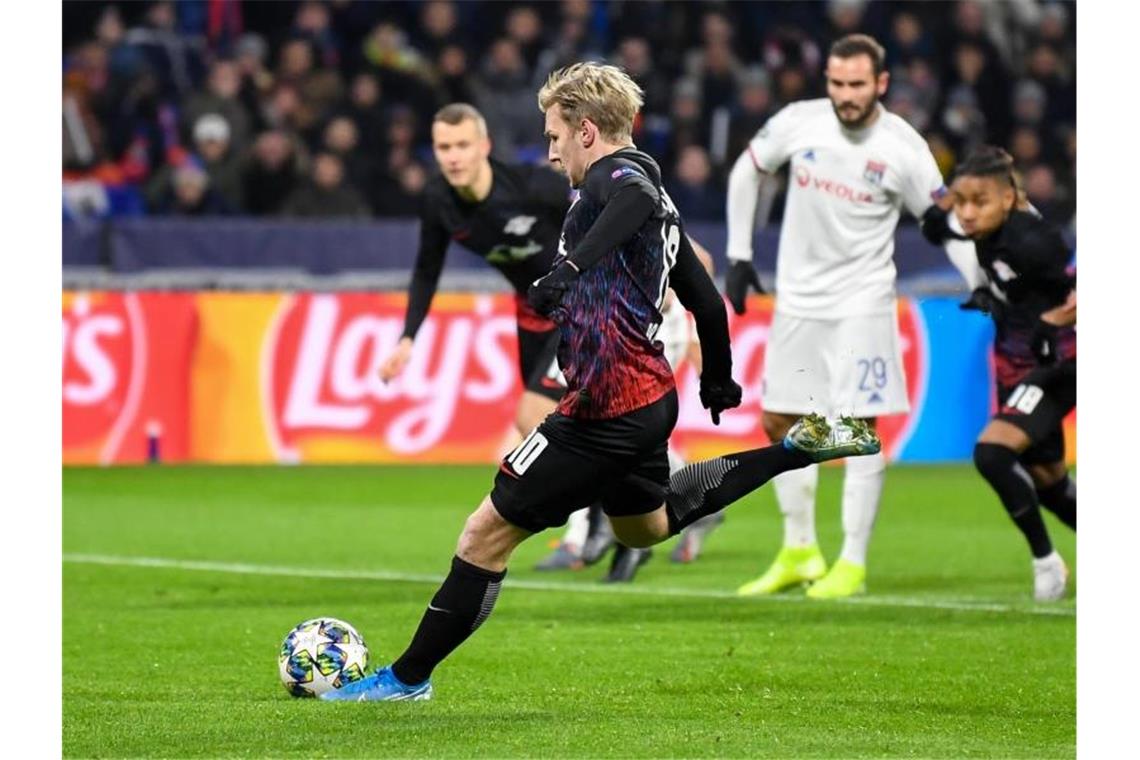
324, 62, 878, 701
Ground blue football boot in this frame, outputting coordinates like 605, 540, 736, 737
320, 665, 433, 702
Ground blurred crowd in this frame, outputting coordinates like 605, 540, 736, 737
62, 0, 1076, 228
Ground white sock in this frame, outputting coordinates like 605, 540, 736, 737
562, 508, 590, 553
839, 452, 886, 567
773, 464, 819, 547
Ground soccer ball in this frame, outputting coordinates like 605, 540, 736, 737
278, 617, 370, 697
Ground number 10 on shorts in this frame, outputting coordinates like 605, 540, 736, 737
504, 430, 549, 475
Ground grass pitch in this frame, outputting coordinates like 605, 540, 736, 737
63, 464, 1075, 758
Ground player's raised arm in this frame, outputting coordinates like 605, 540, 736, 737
671, 233, 740, 424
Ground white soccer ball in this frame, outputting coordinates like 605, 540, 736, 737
278, 617, 370, 697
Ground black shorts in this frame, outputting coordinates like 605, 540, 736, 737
490, 389, 679, 533
996, 360, 1075, 465
517, 326, 564, 402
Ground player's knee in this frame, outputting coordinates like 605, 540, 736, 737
609, 512, 668, 548
973, 442, 1016, 480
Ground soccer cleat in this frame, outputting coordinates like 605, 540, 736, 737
601, 545, 652, 583
534, 543, 584, 571
669, 512, 725, 564
319, 665, 433, 702
1032, 551, 1069, 601
581, 511, 615, 566
784, 414, 881, 463
806, 558, 866, 599
736, 545, 827, 595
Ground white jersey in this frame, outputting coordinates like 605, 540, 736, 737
746, 98, 946, 318
658, 292, 695, 371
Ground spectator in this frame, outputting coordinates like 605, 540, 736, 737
417, 1, 462, 58
435, 45, 478, 106
281, 152, 371, 218
158, 160, 232, 216
725, 66, 774, 165
343, 71, 387, 153
292, 1, 342, 70
1009, 126, 1044, 169
192, 114, 245, 210
242, 130, 305, 215
945, 40, 1009, 145
182, 60, 254, 153
1023, 163, 1073, 227
474, 38, 540, 160
886, 10, 935, 66
123, 1, 204, 100
666, 145, 725, 222
504, 6, 545, 72
374, 161, 429, 217
275, 37, 344, 139
613, 37, 670, 119
322, 116, 376, 207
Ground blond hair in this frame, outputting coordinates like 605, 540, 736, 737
537, 62, 644, 143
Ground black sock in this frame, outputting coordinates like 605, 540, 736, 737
665, 443, 812, 535
974, 443, 1053, 558
391, 556, 506, 685
1037, 475, 1076, 529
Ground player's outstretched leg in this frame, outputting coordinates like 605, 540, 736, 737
973, 440, 1067, 601
664, 415, 881, 539
322, 497, 530, 701
1036, 474, 1076, 530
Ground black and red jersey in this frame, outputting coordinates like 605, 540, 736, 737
975, 210, 1076, 387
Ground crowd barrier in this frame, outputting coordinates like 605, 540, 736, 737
64, 217, 965, 281
62, 291, 1075, 466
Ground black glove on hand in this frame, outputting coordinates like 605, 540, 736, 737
726, 260, 764, 316
527, 261, 579, 317
920, 205, 969, 246
1031, 320, 1060, 365
699, 377, 743, 426
959, 287, 1003, 319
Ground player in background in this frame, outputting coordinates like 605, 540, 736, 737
949, 146, 1076, 601
323, 63, 880, 702
724, 34, 983, 599
378, 103, 571, 439
537, 243, 722, 581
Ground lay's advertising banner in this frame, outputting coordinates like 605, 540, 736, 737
62, 291, 1074, 465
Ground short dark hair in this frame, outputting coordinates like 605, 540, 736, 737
829, 33, 886, 77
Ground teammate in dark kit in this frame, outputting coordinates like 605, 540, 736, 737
325, 64, 880, 702
949, 146, 1076, 601
379, 103, 571, 436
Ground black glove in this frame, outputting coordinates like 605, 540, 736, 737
699, 377, 743, 426
920, 205, 969, 246
527, 261, 579, 317
725, 260, 764, 315
1031, 320, 1060, 365
959, 287, 1004, 319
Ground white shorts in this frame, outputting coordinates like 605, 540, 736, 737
761, 310, 909, 418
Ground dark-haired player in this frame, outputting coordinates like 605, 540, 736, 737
724, 34, 983, 599
324, 63, 879, 702
946, 146, 1076, 602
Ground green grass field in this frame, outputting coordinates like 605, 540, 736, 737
63, 464, 1075, 758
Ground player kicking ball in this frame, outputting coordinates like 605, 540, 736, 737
945, 146, 1076, 601
322, 63, 880, 702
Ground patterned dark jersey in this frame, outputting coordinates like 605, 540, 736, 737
403, 158, 571, 338
975, 210, 1076, 387
551, 148, 681, 419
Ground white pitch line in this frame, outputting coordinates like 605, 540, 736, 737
63, 553, 1075, 618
